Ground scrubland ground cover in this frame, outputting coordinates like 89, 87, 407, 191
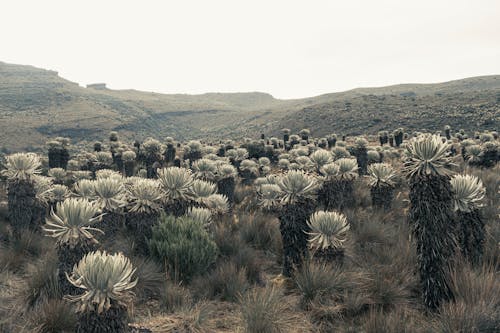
0, 129, 498, 332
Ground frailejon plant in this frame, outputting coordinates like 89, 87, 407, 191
1, 153, 42, 238
163, 139, 176, 165
142, 138, 163, 178
125, 178, 164, 255
157, 167, 195, 217
306, 210, 349, 265
352, 137, 369, 175
121, 150, 136, 177
276, 170, 319, 277
215, 163, 237, 206
319, 158, 358, 210
404, 134, 456, 310
93, 177, 127, 238
450, 174, 486, 265
240, 159, 260, 185
309, 149, 333, 174
43, 198, 103, 295
66, 251, 137, 333
367, 163, 397, 210
192, 158, 217, 181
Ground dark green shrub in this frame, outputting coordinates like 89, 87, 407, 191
149, 214, 219, 282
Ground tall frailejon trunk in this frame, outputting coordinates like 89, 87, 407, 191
370, 185, 394, 210
409, 174, 455, 310
279, 199, 316, 277
100, 211, 124, 239
354, 147, 368, 175
217, 177, 235, 206
76, 303, 129, 333
318, 179, 355, 211
7, 179, 37, 238
313, 247, 344, 266
456, 209, 485, 266
57, 240, 98, 295
123, 161, 135, 177
127, 212, 160, 255
164, 200, 189, 217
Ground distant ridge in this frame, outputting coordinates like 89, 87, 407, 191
0, 61, 498, 150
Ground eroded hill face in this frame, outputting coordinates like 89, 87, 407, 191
0, 61, 499, 151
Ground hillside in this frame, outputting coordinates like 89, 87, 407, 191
0, 61, 499, 150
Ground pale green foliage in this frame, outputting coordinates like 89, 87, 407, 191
240, 159, 259, 175
217, 163, 237, 179
73, 179, 96, 200
367, 163, 397, 187
307, 210, 349, 250
192, 158, 217, 180
95, 169, 122, 180
403, 134, 454, 178
354, 137, 368, 148
1, 152, 41, 181
51, 184, 71, 202
122, 150, 136, 162
185, 206, 213, 227
93, 177, 127, 211
257, 184, 283, 209
450, 174, 486, 212
278, 159, 290, 169
300, 129, 310, 136
254, 175, 279, 186
289, 148, 309, 159
187, 140, 202, 152
67, 159, 81, 171
276, 170, 319, 204
157, 167, 195, 202
143, 138, 163, 155
43, 198, 103, 247
332, 147, 351, 159
48, 168, 67, 182
126, 178, 163, 214
95, 152, 113, 165
191, 179, 218, 204
367, 150, 381, 163
66, 251, 137, 313
295, 156, 314, 171
465, 145, 483, 164
309, 149, 333, 170
204, 194, 229, 214
226, 148, 249, 161
320, 163, 340, 179
33, 175, 54, 204
71, 171, 92, 182
258, 157, 271, 167
335, 158, 359, 180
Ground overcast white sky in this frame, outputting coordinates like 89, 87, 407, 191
1, 0, 499, 99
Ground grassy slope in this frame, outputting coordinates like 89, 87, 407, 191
1, 61, 499, 150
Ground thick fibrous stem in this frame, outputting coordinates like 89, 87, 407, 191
370, 184, 394, 210
409, 174, 455, 310
126, 211, 160, 255
76, 303, 129, 333
217, 177, 235, 206
456, 209, 485, 266
279, 199, 316, 277
7, 179, 38, 237
57, 240, 98, 295
319, 179, 355, 211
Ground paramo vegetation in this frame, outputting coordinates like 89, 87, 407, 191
0, 127, 498, 332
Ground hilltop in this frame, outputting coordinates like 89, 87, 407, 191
0, 61, 499, 150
